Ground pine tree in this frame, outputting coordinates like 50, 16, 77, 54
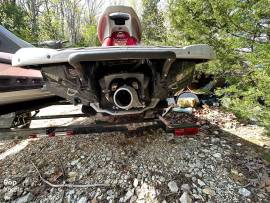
142, 0, 166, 44
169, 0, 270, 132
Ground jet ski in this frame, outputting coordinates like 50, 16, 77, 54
0, 52, 42, 92
0, 26, 62, 127
0, 52, 54, 109
11, 6, 215, 117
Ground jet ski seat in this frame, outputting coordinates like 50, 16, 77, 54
98, 6, 142, 46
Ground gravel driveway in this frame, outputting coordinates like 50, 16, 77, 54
0, 109, 269, 203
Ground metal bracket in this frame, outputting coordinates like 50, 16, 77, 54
162, 58, 176, 78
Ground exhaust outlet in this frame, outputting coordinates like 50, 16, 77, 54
113, 86, 143, 110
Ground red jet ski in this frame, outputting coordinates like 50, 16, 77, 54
11, 6, 215, 118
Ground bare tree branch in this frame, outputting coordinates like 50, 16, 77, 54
31, 160, 109, 188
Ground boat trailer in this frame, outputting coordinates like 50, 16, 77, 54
0, 112, 199, 140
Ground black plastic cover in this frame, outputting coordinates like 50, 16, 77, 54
109, 12, 130, 25
0, 26, 33, 54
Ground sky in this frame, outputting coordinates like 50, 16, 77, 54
102, 0, 143, 17
101, 0, 167, 18
90, 0, 167, 20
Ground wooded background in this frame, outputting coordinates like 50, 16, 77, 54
0, 0, 269, 132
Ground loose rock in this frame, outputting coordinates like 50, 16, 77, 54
179, 192, 192, 203
78, 196, 88, 203
213, 153, 222, 159
168, 181, 179, 193
133, 178, 139, 188
213, 131, 219, 135
181, 184, 191, 192
129, 195, 137, 203
67, 171, 77, 182
238, 188, 251, 197
120, 189, 134, 202
202, 187, 215, 196
14, 193, 33, 203
197, 179, 206, 187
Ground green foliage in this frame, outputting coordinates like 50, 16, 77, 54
169, 0, 270, 131
142, 0, 167, 44
262, 151, 270, 162
38, 9, 62, 41
78, 24, 100, 47
0, 2, 32, 41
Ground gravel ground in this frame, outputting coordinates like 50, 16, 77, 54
0, 109, 269, 203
